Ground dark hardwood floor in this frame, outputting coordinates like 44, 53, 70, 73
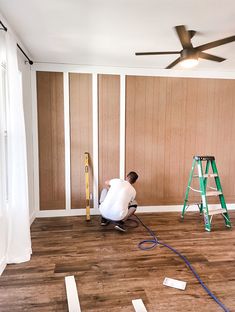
0, 212, 235, 312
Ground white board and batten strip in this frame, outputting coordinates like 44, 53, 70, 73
92, 73, 99, 213
132, 299, 148, 312
63, 72, 71, 211
65, 275, 82, 312
119, 74, 126, 180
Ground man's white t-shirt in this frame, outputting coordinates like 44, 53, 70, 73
99, 178, 136, 221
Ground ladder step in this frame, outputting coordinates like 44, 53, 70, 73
203, 174, 218, 178
208, 208, 227, 216
193, 174, 218, 178
206, 191, 222, 196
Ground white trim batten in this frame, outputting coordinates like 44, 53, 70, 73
31, 70, 40, 214
63, 72, 71, 211
32, 62, 235, 80
92, 73, 99, 213
132, 299, 148, 312
120, 74, 126, 179
65, 276, 82, 312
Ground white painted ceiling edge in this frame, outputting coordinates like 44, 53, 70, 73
0, 0, 235, 73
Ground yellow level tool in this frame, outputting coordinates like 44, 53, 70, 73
84, 152, 90, 221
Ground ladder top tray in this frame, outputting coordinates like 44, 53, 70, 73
194, 156, 215, 161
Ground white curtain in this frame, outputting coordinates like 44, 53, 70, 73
0, 31, 8, 274
5, 32, 32, 263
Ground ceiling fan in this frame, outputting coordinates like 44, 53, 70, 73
135, 25, 235, 69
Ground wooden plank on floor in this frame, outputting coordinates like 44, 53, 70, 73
65, 275, 81, 312
132, 299, 148, 312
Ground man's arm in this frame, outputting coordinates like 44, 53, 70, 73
129, 189, 137, 205
105, 180, 111, 188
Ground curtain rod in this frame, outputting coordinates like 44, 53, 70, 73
0, 20, 7, 31
0, 20, 33, 65
17, 44, 33, 65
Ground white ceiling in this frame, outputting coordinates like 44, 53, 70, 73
0, 0, 235, 71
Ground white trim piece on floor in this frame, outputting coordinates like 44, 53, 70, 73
65, 275, 81, 312
132, 299, 148, 312
63, 72, 71, 211
119, 74, 126, 180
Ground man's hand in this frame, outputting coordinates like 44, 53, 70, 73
105, 180, 111, 188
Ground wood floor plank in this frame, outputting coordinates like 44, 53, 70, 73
0, 212, 234, 311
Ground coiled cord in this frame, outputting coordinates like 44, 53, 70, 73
134, 214, 230, 312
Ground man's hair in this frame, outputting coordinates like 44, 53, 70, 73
127, 171, 138, 184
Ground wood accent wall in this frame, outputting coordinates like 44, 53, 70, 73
69, 73, 93, 208
125, 76, 235, 205
98, 74, 120, 192
37, 71, 65, 210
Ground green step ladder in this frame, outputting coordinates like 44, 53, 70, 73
182, 156, 231, 231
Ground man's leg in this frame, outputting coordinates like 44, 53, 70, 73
114, 221, 126, 232
114, 201, 138, 232
123, 200, 138, 221
99, 188, 110, 226
115, 208, 136, 232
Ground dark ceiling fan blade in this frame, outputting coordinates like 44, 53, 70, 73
175, 25, 193, 49
196, 35, 235, 51
199, 52, 226, 62
135, 51, 180, 56
165, 57, 181, 69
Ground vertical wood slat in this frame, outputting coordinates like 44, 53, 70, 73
69, 73, 93, 209
98, 74, 120, 192
37, 71, 65, 210
125, 76, 235, 206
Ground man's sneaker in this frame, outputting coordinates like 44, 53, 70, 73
101, 217, 110, 226
114, 221, 126, 232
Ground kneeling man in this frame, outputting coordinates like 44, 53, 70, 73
99, 171, 138, 232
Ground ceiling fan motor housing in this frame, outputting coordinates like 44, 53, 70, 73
181, 48, 198, 60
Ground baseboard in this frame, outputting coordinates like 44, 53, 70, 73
137, 203, 235, 213
36, 208, 98, 218
35, 204, 235, 218
30, 211, 36, 225
0, 258, 6, 276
